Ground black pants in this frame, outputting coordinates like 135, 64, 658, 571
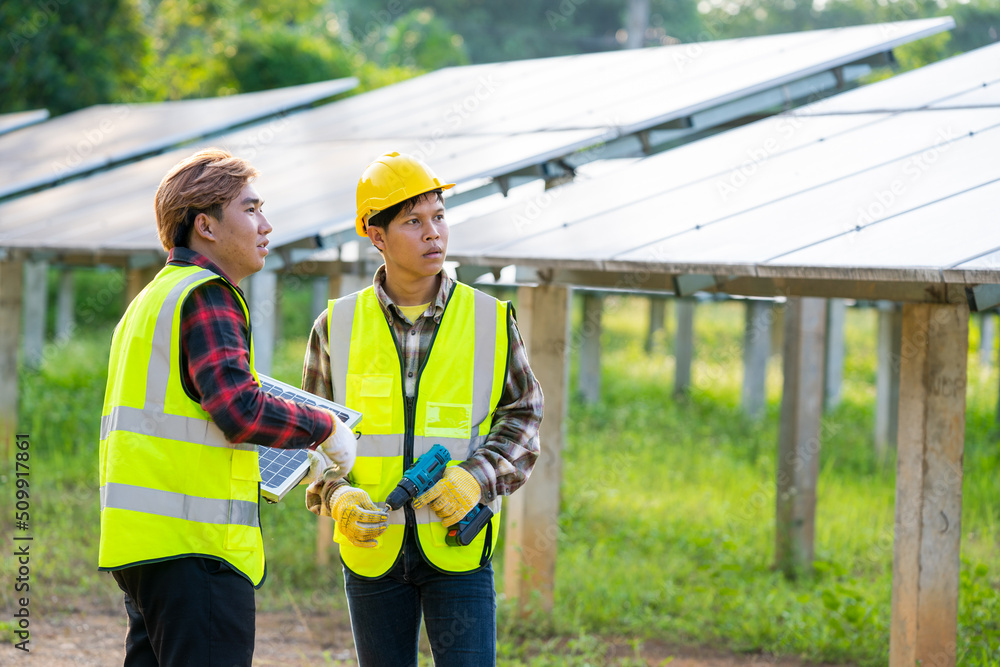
111, 557, 255, 667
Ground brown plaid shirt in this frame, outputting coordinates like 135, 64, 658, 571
301, 266, 543, 503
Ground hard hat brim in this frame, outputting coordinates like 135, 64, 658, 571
355, 181, 455, 237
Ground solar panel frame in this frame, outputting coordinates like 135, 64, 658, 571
256, 374, 362, 503
0, 78, 358, 200
0, 109, 49, 136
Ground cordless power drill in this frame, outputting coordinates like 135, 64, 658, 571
383, 444, 493, 547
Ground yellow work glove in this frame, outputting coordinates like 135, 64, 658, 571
412, 466, 481, 527
327, 485, 389, 549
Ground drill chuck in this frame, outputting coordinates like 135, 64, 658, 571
384, 478, 418, 512
384, 444, 451, 512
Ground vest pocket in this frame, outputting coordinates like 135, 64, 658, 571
350, 457, 384, 501
349, 374, 396, 431
227, 449, 261, 551
231, 449, 262, 484
423, 402, 472, 438
426, 520, 449, 547
230, 449, 262, 504
226, 521, 258, 551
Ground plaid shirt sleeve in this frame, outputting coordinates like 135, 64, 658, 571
302, 309, 333, 401
460, 312, 543, 502
181, 280, 333, 449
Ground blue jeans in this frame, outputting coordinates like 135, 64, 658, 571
344, 530, 497, 667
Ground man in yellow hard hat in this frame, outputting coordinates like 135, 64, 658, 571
302, 152, 544, 666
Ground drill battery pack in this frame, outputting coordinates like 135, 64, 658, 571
445, 504, 494, 547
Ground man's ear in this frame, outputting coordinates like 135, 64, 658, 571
367, 225, 386, 252
191, 212, 216, 243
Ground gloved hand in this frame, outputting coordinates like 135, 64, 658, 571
304, 468, 345, 517
318, 412, 356, 477
327, 485, 389, 549
412, 465, 481, 527
300, 448, 334, 486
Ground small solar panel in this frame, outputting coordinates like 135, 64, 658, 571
256, 374, 362, 503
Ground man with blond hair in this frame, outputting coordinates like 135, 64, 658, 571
98, 149, 355, 665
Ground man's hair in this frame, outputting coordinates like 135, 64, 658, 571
154, 149, 259, 251
367, 189, 445, 231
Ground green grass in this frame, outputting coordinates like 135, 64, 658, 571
3, 293, 998, 665
550, 296, 999, 665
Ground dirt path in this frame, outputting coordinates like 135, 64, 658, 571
4, 609, 855, 666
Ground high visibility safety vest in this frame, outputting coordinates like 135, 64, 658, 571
328, 281, 509, 578
98, 265, 265, 587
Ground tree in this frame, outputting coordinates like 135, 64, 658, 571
0, 0, 151, 115
948, 0, 1000, 54
227, 26, 354, 93
332, 0, 700, 64
377, 8, 468, 70
146, 0, 420, 100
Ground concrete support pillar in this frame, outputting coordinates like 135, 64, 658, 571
889, 302, 968, 667
312, 277, 330, 319
22, 260, 48, 369
1, 258, 23, 458
775, 297, 826, 579
979, 312, 995, 367
770, 303, 785, 354
645, 296, 666, 353
125, 266, 159, 305
327, 262, 343, 301
578, 292, 602, 404
742, 300, 772, 420
248, 271, 278, 375
824, 299, 847, 411
504, 284, 569, 613
674, 298, 695, 396
56, 269, 75, 339
626, 0, 651, 49
876, 302, 903, 459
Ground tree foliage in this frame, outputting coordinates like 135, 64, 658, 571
227, 25, 354, 93
0, 0, 151, 114
695, 0, 1000, 67
378, 8, 469, 70
2, 0, 997, 117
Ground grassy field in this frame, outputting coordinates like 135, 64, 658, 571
2, 277, 998, 665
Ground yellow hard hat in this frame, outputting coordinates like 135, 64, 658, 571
355, 152, 455, 236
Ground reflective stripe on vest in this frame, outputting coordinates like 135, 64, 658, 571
329, 282, 508, 578
98, 265, 265, 586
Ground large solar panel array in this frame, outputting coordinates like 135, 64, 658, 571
0, 78, 358, 200
447, 42, 1000, 290
0, 19, 952, 260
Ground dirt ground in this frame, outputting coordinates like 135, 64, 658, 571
4, 608, 857, 667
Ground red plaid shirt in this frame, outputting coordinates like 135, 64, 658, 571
169, 247, 333, 449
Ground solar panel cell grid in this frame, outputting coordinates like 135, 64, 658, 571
256, 375, 362, 503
